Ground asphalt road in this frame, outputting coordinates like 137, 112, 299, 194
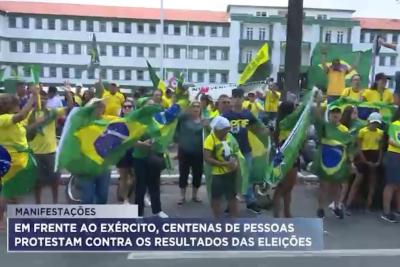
1, 183, 399, 267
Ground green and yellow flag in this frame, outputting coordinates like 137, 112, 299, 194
0, 144, 37, 198
238, 43, 270, 85
147, 61, 166, 94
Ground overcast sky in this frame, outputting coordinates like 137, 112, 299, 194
7, 0, 400, 18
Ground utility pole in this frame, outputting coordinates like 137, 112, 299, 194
160, 0, 164, 80
284, 0, 304, 98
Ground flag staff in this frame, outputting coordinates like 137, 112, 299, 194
160, 0, 165, 81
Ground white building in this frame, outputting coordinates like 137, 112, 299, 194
0, 1, 399, 91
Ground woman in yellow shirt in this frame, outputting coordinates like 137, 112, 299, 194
362, 73, 394, 104
340, 74, 364, 101
0, 88, 38, 230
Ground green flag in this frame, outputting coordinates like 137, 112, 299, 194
88, 34, 100, 69
307, 43, 372, 91
146, 61, 166, 93
24, 65, 41, 85
238, 43, 270, 85
388, 121, 400, 147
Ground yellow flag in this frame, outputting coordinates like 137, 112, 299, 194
238, 43, 269, 85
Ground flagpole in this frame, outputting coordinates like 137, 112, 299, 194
160, 0, 164, 81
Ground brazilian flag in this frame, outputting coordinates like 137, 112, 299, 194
56, 104, 162, 177
388, 121, 400, 147
147, 60, 166, 93
0, 144, 37, 198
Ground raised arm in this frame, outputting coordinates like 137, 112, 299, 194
12, 86, 38, 123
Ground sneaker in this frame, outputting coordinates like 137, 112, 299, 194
155, 211, 169, 218
317, 208, 325, 219
144, 195, 151, 207
332, 206, 344, 219
247, 203, 262, 214
381, 213, 397, 223
328, 202, 335, 211
345, 207, 352, 216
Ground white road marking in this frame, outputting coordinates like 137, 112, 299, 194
127, 249, 400, 260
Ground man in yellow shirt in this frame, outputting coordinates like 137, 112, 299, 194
243, 92, 264, 118
99, 79, 125, 116
264, 83, 281, 123
341, 74, 364, 101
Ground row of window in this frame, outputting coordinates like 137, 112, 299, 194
8, 65, 229, 83
8, 40, 230, 60
245, 27, 269, 40
324, 30, 345, 44
360, 31, 399, 44
7, 16, 229, 37
379, 55, 397, 67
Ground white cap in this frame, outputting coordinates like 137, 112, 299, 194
210, 116, 231, 131
368, 112, 382, 124
75, 83, 83, 87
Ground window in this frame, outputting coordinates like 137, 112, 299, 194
211, 26, 218, 37
198, 48, 205, 60
137, 46, 144, 57
149, 47, 156, 58
360, 31, 365, 43
256, 11, 261, 17
49, 66, 57, 78
9, 17, 16, 28
174, 25, 181, 35
125, 46, 131, 57
99, 21, 106, 32
100, 45, 107, 56
75, 68, 82, 79
23, 67, 30, 77
87, 21, 94, 32
188, 48, 194, 59
74, 44, 81, 54
221, 49, 229, 60
261, 12, 267, 17
197, 72, 204, 83
198, 26, 205, 36
325, 30, 332, 43
48, 43, 56, 54
137, 70, 144, 81
246, 51, 253, 63
35, 18, 42, 29
149, 24, 156, 34
317, 14, 327, 20
88, 69, 95, 79
174, 47, 180, 59
62, 67, 70, 78
210, 48, 217, 60
100, 69, 107, 80
36, 42, 43, 53
188, 25, 194, 36
370, 32, 376, 43
74, 20, 81, 31
209, 73, 216, 83
259, 28, 266, 40
112, 69, 120, 80
246, 27, 253, 40
390, 55, 397, 66
62, 44, 69, 54
61, 19, 68, 30
337, 31, 344, 44
10, 41, 17, 52
222, 26, 229, 37
124, 22, 131, 33
221, 73, 228, 83
111, 21, 118, 33
48, 18, 55, 30
22, 17, 29, 29
40, 68, 44, 78
393, 34, 398, 43
187, 72, 193, 83
379, 55, 386, 66
164, 24, 169, 34
23, 41, 30, 53
112, 45, 119, 56
125, 70, 131, 80
134, 23, 143, 34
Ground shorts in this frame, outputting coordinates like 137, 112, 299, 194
211, 172, 237, 200
34, 153, 59, 185
116, 149, 134, 169
384, 152, 400, 185
354, 150, 383, 175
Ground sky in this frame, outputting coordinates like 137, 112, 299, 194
6, 0, 400, 19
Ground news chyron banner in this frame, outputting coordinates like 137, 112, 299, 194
7, 205, 323, 252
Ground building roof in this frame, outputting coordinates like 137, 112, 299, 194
227, 4, 355, 13
0, 1, 229, 23
357, 17, 400, 31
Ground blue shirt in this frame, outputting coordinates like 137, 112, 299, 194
223, 109, 257, 155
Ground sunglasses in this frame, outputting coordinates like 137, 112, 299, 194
123, 105, 133, 108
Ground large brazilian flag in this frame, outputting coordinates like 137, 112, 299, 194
0, 144, 37, 198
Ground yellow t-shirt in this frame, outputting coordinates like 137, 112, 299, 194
162, 96, 173, 109
337, 123, 349, 133
29, 108, 65, 154
73, 95, 82, 106
362, 88, 394, 104
203, 132, 232, 175
102, 90, 125, 116
358, 126, 383, 151
388, 120, 400, 154
327, 69, 346, 96
0, 114, 28, 151
341, 87, 363, 101
243, 100, 263, 117
264, 91, 281, 112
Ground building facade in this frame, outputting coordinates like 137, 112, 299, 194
0, 1, 399, 91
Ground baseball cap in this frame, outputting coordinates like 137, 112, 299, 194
368, 112, 382, 124
328, 105, 341, 112
232, 88, 244, 98
375, 72, 391, 81
75, 83, 83, 87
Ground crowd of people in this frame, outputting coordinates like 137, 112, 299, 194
1, 48, 400, 228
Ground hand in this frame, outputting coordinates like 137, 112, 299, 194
64, 80, 71, 92
35, 116, 46, 124
227, 159, 238, 172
